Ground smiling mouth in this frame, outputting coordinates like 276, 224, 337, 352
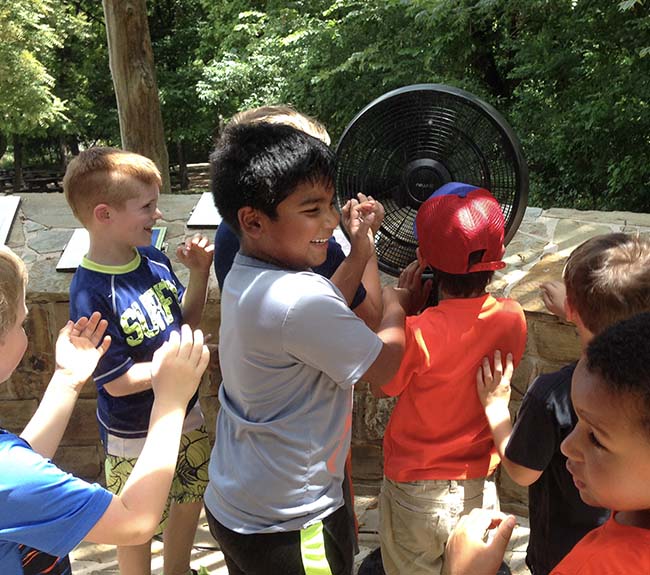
310, 238, 329, 244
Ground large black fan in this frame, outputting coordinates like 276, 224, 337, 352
336, 84, 528, 277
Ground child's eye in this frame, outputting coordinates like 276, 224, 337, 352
588, 432, 605, 449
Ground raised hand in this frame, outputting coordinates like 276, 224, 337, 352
357, 193, 385, 235
398, 259, 433, 315
342, 196, 376, 262
150, 324, 209, 406
55, 312, 111, 389
176, 233, 215, 272
540, 280, 567, 319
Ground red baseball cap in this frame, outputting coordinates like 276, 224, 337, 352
415, 183, 506, 274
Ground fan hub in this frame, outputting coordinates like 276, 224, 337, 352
402, 159, 451, 208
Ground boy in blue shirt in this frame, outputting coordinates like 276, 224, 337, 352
0, 245, 209, 574
205, 122, 410, 574
63, 147, 214, 575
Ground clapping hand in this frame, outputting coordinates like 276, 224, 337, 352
176, 233, 215, 273
55, 312, 111, 389
150, 325, 209, 406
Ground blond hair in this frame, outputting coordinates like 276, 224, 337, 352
0, 246, 27, 342
564, 233, 650, 335
227, 105, 331, 145
63, 147, 162, 226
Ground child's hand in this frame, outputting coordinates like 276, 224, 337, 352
443, 508, 516, 575
398, 260, 433, 315
356, 193, 385, 235
176, 233, 215, 272
382, 285, 411, 313
55, 312, 112, 388
343, 196, 376, 261
540, 280, 567, 319
476, 350, 514, 409
151, 324, 209, 406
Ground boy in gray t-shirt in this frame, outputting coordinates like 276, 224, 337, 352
204, 122, 411, 574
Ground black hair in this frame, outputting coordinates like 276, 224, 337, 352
586, 312, 650, 435
209, 122, 336, 234
433, 250, 493, 298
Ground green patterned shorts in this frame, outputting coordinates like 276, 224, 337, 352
104, 426, 210, 534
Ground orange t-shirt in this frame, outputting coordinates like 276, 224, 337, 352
551, 514, 650, 574
382, 294, 527, 481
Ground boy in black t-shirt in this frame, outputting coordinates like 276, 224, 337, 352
477, 232, 650, 575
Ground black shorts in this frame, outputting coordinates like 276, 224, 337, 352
205, 504, 354, 575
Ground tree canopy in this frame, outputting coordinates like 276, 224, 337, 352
2, 0, 649, 211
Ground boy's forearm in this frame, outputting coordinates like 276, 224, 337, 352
84, 402, 187, 545
181, 270, 210, 328
484, 402, 513, 460
103, 362, 153, 396
355, 254, 383, 330
485, 402, 543, 486
20, 370, 82, 459
330, 247, 370, 307
366, 296, 406, 395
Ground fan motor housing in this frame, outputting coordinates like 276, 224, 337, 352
403, 158, 452, 209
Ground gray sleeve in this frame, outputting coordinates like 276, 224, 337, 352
282, 285, 382, 388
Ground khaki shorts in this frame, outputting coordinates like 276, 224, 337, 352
379, 476, 498, 575
105, 426, 210, 535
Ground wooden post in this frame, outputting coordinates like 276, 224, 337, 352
102, 0, 171, 193
12, 135, 24, 192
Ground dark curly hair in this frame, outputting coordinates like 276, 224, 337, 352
586, 312, 650, 435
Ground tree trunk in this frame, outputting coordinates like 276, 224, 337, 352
102, 0, 171, 193
177, 140, 189, 190
58, 135, 67, 169
12, 135, 24, 192
0, 132, 7, 161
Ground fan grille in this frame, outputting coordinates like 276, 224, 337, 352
336, 84, 528, 276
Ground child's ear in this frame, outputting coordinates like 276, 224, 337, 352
564, 294, 575, 322
238, 207, 263, 238
94, 203, 112, 224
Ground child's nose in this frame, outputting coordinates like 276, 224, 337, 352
560, 426, 582, 461
154, 208, 163, 220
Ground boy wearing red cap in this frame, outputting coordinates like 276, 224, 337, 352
373, 182, 527, 575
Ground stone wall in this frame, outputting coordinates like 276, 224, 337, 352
3, 193, 650, 515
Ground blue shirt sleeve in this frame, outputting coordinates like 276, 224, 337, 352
214, 223, 241, 291
0, 433, 113, 559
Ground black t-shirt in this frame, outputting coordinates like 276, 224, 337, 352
505, 362, 610, 575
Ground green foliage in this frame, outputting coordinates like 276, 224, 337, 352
505, 0, 650, 211
0, 1, 67, 134
192, 0, 650, 211
3, 0, 649, 211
